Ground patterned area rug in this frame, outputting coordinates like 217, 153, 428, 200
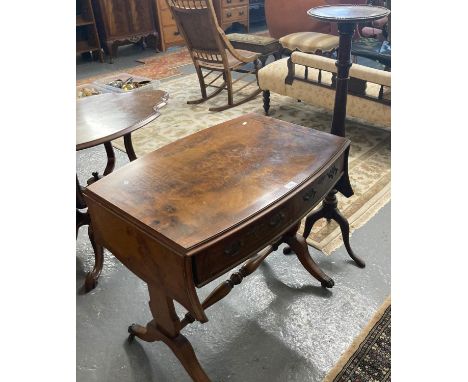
111, 72, 390, 254
323, 297, 391, 382
76, 49, 192, 86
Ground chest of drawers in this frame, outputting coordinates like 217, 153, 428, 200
213, 0, 250, 32
154, 0, 185, 51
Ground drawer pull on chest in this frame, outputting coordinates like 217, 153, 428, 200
227, 11, 232, 17
303, 189, 317, 202
239, 10, 244, 16
224, 240, 242, 257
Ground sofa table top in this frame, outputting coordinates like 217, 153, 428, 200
85, 113, 349, 253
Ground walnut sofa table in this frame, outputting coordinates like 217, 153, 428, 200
76, 90, 168, 291
84, 113, 356, 381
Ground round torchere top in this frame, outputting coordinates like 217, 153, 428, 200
307, 5, 390, 23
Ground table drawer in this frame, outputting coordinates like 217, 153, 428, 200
164, 25, 183, 44
193, 204, 295, 287
160, 8, 176, 27
222, 5, 248, 23
222, 0, 248, 7
192, 152, 346, 287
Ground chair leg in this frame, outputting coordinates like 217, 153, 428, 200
208, 62, 261, 112
225, 70, 234, 106
188, 67, 226, 105
263, 90, 270, 115
196, 64, 207, 99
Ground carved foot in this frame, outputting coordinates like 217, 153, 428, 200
283, 246, 293, 255
84, 224, 104, 292
284, 233, 334, 288
303, 204, 327, 239
128, 322, 160, 342
303, 190, 365, 268
128, 321, 211, 381
330, 208, 365, 268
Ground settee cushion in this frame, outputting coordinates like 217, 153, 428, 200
258, 58, 391, 128
279, 32, 339, 53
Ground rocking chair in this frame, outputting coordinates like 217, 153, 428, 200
167, 0, 262, 112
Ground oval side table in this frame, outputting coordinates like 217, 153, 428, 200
77, 89, 169, 291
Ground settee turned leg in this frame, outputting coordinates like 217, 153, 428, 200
263, 90, 270, 115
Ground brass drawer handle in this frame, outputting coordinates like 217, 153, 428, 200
303, 189, 316, 202
239, 10, 244, 16
174, 31, 180, 36
326, 165, 338, 179
224, 241, 242, 257
227, 11, 232, 17
269, 212, 285, 228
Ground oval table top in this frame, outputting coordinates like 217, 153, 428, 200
76, 89, 169, 151
307, 5, 390, 23
85, 113, 350, 252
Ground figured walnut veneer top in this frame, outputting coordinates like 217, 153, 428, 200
308, 5, 390, 23
85, 114, 349, 253
76, 90, 169, 151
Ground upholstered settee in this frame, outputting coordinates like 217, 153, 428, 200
258, 51, 391, 128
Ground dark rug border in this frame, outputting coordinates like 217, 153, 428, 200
323, 296, 391, 382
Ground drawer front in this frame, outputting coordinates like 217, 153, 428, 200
222, 0, 248, 7
193, 152, 346, 287
160, 8, 176, 27
222, 5, 248, 23
164, 25, 183, 44
291, 155, 345, 221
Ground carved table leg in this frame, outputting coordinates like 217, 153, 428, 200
103, 141, 116, 175
76, 209, 89, 238
77, 175, 104, 292
303, 190, 365, 268
283, 226, 334, 288
84, 224, 104, 292
86, 142, 116, 185
128, 285, 211, 382
123, 133, 137, 162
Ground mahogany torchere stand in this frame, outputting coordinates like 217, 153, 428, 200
293, 5, 390, 267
